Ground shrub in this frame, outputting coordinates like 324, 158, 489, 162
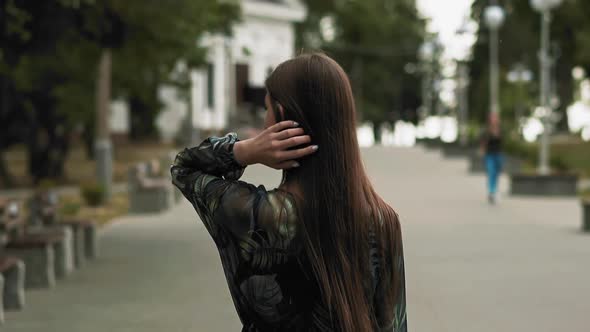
60, 201, 81, 216
549, 155, 570, 173
38, 179, 58, 191
81, 182, 106, 207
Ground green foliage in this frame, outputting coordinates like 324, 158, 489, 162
2, 0, 240, 136
503, 136, 590, 175
0, 0, 239, 183
81, 182, 106, 207
37, 179, 59, 191
297, 0, 425, 125
469, 0, 589, 130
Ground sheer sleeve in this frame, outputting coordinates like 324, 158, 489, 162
170, 133, 262, 240
374, 220, 408, 332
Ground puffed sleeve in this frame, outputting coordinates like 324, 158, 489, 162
170, 133, 262, 240
374, 219, 408, 332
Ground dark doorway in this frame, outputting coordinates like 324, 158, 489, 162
235, 64, 249, 106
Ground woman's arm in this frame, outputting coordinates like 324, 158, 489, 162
171, 133, 253, 239
170, 121, 317, 239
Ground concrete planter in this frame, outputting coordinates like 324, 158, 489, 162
469, 154, 523, 175
441, 144, 477, 159
583, 200, 590, 232
510, 174, 579, 196
419, 138, 444, 150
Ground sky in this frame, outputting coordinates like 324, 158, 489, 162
416, 0, 477, 60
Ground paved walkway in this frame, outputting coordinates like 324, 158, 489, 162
3, 146, 589, 331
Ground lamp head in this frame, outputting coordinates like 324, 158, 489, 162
484, 6, 506, 30
530, 0, 563, 12
419, 42, 435, 61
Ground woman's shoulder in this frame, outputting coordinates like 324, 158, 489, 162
255, 188, 300, 242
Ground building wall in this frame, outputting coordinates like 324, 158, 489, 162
232, 16, 297, 87
160, 0, 306, 136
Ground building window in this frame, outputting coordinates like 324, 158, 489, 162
235, 64, 249, 106
207, 63, 215, 109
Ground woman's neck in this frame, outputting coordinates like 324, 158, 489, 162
280, 170, 303, 198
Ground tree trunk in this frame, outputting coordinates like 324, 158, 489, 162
129, 92, 159, 140
0, 152, 14, 188
95, 49, 113, 200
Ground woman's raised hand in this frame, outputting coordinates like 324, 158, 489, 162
233, 121, 318, 169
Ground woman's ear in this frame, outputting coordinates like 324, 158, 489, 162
274, 101, 285, 122
278, 103, 285, 120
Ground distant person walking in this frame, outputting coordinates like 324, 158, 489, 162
480, 113, 503, 204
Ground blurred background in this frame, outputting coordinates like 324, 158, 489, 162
0, 0, 589, 331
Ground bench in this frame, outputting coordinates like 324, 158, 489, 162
27, 193, 76, 277
24, 225, 74, 279
128, 162, 174, 213
5, 234, 59, 289
2, 199, 70, 288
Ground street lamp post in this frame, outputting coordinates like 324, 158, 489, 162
507, 63, 533, 130
530, 0, 563, 175
484, 5, 506, 117
419, 42, 435, 120
457, 61, 470, 146
455, 22, 475, 146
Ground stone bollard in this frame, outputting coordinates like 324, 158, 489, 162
72, 224, 86, 267
84, 224, 98, 259
53, 227, 74, 278
2, 259, 26, 310
61, 220, 98, 262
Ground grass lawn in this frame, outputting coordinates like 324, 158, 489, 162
506, 136, 590, 178
2, 140, 176, 188
551, 140, 590, 178
58, 191, 130, 227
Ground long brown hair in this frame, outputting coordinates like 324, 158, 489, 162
265, 53, 402, 331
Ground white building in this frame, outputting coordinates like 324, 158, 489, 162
157, 0, 306, 141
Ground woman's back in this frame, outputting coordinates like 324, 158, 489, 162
171, 53, 407, 331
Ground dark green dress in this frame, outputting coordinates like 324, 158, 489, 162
171, 133, 407, 331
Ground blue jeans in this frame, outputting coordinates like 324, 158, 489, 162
485, 153, 503, 195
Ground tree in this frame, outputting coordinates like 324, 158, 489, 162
0, 0, 239, 186
297, 0, 425, 137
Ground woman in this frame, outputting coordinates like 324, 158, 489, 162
171, 53, 407, 331
479, 113, 503, 204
